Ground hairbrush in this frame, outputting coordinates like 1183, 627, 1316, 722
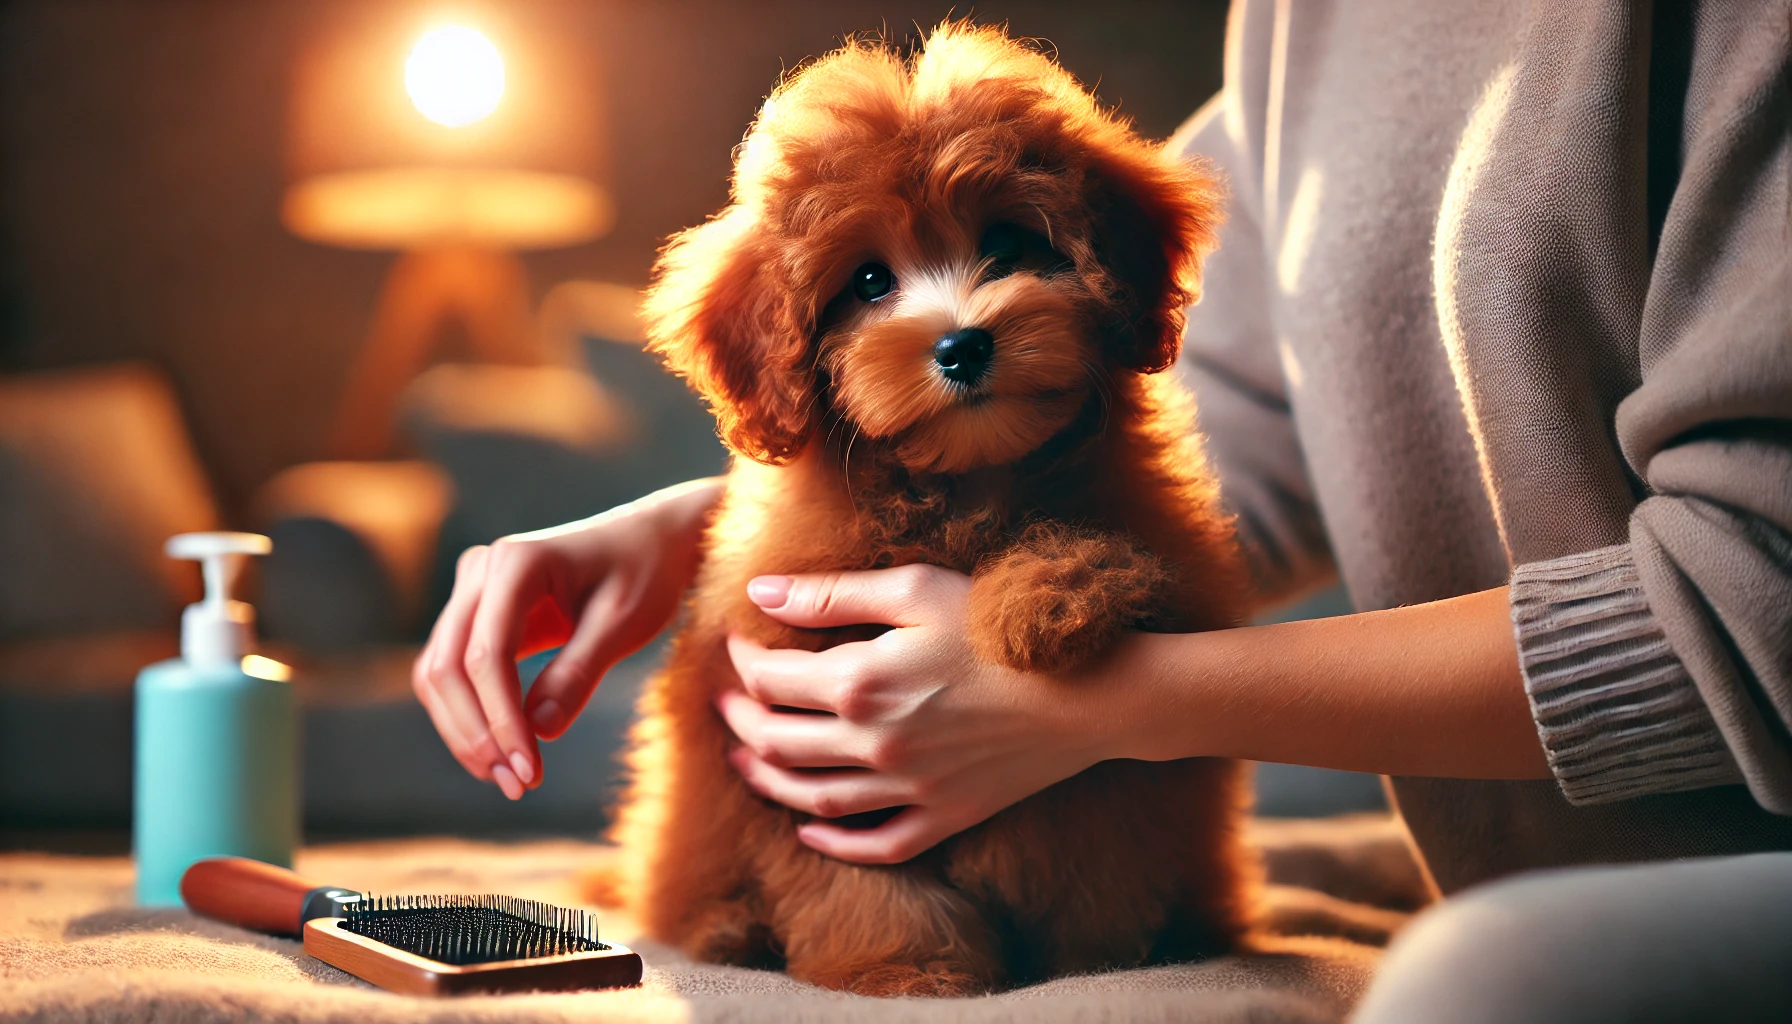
180, 856, 642, 995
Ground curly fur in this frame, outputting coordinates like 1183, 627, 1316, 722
601, 23, 1256, 996
969, 523, 1177, 673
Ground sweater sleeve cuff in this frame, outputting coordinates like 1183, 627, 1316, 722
1510, 543, 1741, 805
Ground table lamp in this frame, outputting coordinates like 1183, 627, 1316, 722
283, 5, 612, 459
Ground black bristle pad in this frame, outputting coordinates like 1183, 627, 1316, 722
340, 894, 607, 966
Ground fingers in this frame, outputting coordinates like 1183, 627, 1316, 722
412, 655, 505, 782
462, 540, 549, 788
796, 808, 958, 865
727, 747, 914, 819
746, 564, 965, 630
524, 573, 637, 740
726, 634, 870, 714
412, 546, 513, 789
715, 689, 870, 768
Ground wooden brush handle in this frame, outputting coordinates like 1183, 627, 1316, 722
181, 857, 345, 937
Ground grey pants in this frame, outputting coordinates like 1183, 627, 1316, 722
1353, 853, 1792, 1023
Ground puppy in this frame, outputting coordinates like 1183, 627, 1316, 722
602, 24, 1255, 996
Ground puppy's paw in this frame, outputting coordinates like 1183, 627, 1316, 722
683, 899, 781, 969
969, 525, 1174, 673
796, 958, 995, 998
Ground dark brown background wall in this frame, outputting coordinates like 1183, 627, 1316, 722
0, 0, 1227, 515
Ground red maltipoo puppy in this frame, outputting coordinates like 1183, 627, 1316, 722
602, 23, 1255, 996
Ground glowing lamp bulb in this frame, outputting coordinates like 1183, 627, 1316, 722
405, 26, 504, 127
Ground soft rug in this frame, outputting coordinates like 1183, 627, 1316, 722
0, 815, 1426, 1023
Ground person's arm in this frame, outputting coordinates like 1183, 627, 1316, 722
1111, 586, 1546, 776
412, 476, 723, 799
1448, 4, 1792, 810
719, 566, 1547, 865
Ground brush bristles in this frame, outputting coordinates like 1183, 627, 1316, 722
340, 894, 607, 966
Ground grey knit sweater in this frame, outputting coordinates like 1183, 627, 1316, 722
1175, 0, 1792, 893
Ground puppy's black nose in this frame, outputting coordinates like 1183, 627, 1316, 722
934, 328, 994, 385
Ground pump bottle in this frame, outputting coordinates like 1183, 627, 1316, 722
134, 532, 296, 906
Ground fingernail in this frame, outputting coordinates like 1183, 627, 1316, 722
747, 575, 792, 608
492, 764, 524, 800
529, 698, 562, 734
508, 751, 535, 786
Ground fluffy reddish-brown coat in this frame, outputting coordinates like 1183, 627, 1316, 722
598, 24, 1256, 996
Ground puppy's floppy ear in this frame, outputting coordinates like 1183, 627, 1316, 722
1081, 148, 1223, 374
641, 207, 814, 464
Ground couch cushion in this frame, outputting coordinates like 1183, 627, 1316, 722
0, 364, 219, 638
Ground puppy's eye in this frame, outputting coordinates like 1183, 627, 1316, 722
979, 223, 1025, 264
851, 262, 895, 302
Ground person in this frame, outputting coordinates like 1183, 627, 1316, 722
412, 1, 1792, 1019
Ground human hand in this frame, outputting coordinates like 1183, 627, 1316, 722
718, 565, 1118, 864
412, 478, 722, 800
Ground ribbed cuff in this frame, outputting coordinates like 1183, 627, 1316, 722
1511, 543, 1740, 805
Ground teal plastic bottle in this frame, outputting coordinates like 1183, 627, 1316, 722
134, 532, 297, 906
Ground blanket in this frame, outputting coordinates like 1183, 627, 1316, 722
0, 815, 1428, 1024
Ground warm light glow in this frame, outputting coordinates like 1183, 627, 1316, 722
405, 26, 504, 127
241, 655, 293, 682
282, 167, 614, 249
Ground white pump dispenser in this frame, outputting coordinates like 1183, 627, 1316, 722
166, 532, 272, 668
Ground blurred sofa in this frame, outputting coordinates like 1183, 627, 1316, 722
1, 288, 728, 836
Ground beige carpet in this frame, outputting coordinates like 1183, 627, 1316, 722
0, 816, 1426, 1023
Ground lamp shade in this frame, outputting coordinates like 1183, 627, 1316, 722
284, 4, 612, 251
